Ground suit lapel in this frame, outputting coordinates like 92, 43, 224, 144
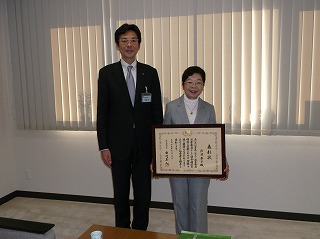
135, 62, 147, 106
177, 95, 207, 124
113, 61, 128, 93
112, 61, 134, 106
177, 96, 190, 124
194, 98, 206, 124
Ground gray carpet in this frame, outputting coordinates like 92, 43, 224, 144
0, 197, 319, 239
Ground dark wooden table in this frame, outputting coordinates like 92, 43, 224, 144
77, 224, 178, 239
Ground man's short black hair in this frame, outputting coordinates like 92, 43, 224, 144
115, 23, 142, 46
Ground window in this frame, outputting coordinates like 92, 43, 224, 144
7, 0, 320, 135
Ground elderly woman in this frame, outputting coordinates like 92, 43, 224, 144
163, 66, 229, 234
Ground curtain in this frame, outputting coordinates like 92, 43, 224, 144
1, 0, 12, 113
6, 0, 320, 135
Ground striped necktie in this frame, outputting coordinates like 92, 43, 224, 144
126, 65, 135, 105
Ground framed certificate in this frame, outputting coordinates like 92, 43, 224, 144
152, 124, 226, 178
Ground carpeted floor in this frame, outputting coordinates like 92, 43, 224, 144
0, 197, 319, 239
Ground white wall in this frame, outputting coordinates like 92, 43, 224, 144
2, 0, 320, 216
0, 72, 16, 198
13, 130, 320, 215
0, 0, 16, 198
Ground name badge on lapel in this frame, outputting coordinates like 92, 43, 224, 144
141, 86, 152, 103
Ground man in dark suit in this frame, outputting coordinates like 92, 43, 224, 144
96, 23, 163, 230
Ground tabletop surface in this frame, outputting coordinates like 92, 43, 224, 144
77, 224, 178, 239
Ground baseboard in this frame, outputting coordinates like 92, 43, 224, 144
0, 217, 54, 234
1, 190, 319, 223
0, 191, 18, 205
206, 206, 320, 223
14, 190, 114, 205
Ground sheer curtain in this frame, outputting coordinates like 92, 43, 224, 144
6, 0, 320, 135
1, 0, 12, 109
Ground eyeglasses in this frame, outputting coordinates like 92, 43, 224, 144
119, 38, 139, 44
184, 81, 204, 88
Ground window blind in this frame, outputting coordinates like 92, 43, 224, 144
6, 0, 320, 135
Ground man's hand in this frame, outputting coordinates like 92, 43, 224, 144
100, 150, 112, 168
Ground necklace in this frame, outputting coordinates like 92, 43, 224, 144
185, 101, 198, 115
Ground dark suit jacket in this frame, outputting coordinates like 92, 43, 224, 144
97, 61, 163, 162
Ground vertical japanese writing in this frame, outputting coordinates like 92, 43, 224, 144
194, 138, 197, 168
190, 138, 194, 168
170, 138, 174, 163
175, 138, 178, 151
182, 138, 186, 167
214, 132, 219, 172
179, 138, 182, 168
207, 144, 212, 161
165, 139, 169, 167
158, 128, 223, 174
200, 148, 204, 167
186, 137, 190, 167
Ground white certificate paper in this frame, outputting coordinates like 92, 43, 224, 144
152, 124, 226, 178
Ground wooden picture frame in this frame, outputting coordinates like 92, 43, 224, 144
152, 124, 226, 178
